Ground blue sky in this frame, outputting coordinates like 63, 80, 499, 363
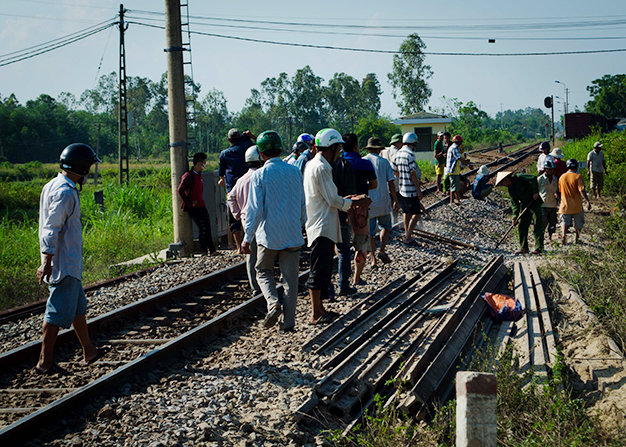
0, 0, 624, 119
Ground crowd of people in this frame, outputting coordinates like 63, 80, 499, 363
34, 132, 608, 372
492, 140, 604, 253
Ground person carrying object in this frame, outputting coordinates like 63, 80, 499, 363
495, 170, 544, 254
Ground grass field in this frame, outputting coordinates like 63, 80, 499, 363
0, 161, 175, 310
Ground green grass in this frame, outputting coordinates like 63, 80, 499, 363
0, 165, 174, 310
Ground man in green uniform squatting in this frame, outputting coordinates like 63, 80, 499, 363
495, 171, 544, 254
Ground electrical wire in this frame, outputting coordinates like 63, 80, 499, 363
0, 22, 116, 67
127, 9, 626, 32
128, 21, 626, 57
124, 14, 626, 41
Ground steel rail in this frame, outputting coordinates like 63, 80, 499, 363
0, 265, 311, 444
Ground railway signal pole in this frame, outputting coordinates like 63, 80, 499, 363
165, 0, 192, 257
118, 4, 130, 185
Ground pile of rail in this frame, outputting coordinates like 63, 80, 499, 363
296, 256, 507, 431
497, 260, 557, 380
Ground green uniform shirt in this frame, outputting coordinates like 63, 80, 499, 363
508, 174, 542, 217
434, 140, 446, 166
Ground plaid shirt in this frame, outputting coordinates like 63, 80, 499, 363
391, 146, 419, 198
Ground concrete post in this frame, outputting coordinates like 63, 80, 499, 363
456, 371, 497, 447
164, 0, 192, 256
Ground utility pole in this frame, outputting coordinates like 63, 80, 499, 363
94, 120, 100, 186
551, 95, 555, 144
165, 0, 192, 257
118, 4, 130, 186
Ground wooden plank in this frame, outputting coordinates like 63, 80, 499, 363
105, 339, 170, 345
0, 388, 74, 394
512, 262, 531, 374
521, 261, 547, 377
528, 261, 556, 366
495, 320, 515, 356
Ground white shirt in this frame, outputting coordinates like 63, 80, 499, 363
537, 153, 555, 173
303, 153, 352, 246
537, 173, 559, 208
587, 150, 605, 173
380, 146, 399, 191
364, 153, 395, 218
39, 173, 83, 284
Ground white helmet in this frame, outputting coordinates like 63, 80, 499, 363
402, 132, 418, 144
315, 128, 344, 148
245, 145, 261, 163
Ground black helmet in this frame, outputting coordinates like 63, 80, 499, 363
59, 143, 100, 176
566, 158, 578, 169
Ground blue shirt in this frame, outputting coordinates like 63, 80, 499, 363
472, 174, 489, 199
39, 173, 83, 284
294, 149, 312, 174
218, 137, 253, 192
243, 158, 306, 250
343, 151, 376, 195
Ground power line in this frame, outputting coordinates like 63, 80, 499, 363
0, 22, 116, 67
124, 14, 626, 41
128, 21, 626, 57
127, 9, 626, 32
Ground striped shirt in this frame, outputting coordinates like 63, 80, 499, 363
243, 158, 306, 250
390, 146, 419, 198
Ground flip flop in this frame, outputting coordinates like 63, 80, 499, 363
34, 363, 69, 376
309, 311, 339, 325
81, 346, 109, 366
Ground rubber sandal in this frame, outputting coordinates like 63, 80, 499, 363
34, 363, 69, 376
81, 346, 109, 366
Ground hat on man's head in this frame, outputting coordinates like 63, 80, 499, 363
364, 137, 385, 151
437, 131, 444, 137
477, 165, 490, 176
550, 148, 564, 159
544, 160, 555, 169
389, 134, 402, 145
495, 171, 513, 186
227, 128, 241, 140
594, 141, 603, 148
566, 159, 578, 169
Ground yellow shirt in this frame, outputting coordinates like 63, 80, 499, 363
558, 172, 584, 215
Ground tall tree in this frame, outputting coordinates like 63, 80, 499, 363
325, 72, 362, 132
387, 34, 433, 115
361, 73, 382, 116
585, 74, 626, 118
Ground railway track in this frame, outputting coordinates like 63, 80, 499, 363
0, 141, 542, 443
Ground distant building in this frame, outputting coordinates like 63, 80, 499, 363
393, 112, 453, 164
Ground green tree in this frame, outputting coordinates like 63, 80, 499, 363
361, 73, 382, 117
585, 74, 626, 118
354, 115, 401, 150
325, 72, 362, 132
387, 34, 433, 115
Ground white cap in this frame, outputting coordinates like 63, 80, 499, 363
403, 132, 418, 144
594, 141, 603, 148
477, 165, 490, 176
245, 145, 261, 163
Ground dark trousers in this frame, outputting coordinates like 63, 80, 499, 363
542, 207, 558, 236
518, 204, 544, 251
336, 218, 352, 291
188, 206, 216, 253
307, 236, 335, 294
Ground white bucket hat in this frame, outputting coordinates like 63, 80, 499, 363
477, 165, 490, 176
550, 148, 564, 159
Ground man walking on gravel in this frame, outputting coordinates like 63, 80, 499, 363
495, 171, 544, 254
242, 131, 306, 332
177, 152, 218, 256
227, 146, 263, 295
36, 143, 105, 374
304, 128, 370, 324
444, 134, 468, 205
559, 159, 592, 245
433, 131, 446, 193
537, 160, 559, 243
391, 132, 423, 246
587, 142, 608, 199
363, 137, 398, 266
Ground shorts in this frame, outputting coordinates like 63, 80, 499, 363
369, 214, 392, 237
435, 164, 445, 176
306, 236, 335, 291
449, 174, 461, 192
352, 233, 370, 253
561, 212, 584, 229
44, 276, 87, 329
228, 207, 243, 233
398, 193, 422, 216
590, 171, 604, 191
